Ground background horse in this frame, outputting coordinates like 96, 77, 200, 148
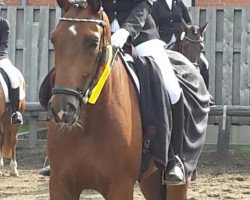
45, 0, 210, 199
169, 20, 209, 88
0, 81, 25, 176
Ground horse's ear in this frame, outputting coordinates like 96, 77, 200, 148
57, 0, 71, 12
87, 0, 102, 13
181, 18, 189, 32
199, 22, 208, 35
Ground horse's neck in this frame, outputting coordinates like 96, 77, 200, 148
90, 55, 135, 109
81, 55, 138, 130
107, 56, 132, 96
173, 40, 182, 53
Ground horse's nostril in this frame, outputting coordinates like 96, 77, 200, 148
47, 96, 80, 124
50, 108, 61, 123
65, 102, 77, 114
56, 103, 77, 124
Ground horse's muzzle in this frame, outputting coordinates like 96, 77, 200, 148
48, 94, 81, 124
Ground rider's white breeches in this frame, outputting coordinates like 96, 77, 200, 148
0, 58, 23, 89
135, 39, 182, 104
0, 58, 25, 100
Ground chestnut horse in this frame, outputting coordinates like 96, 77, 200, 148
46, 0, 210, 199
0, 77, 26, 176
169, 20, 209, 88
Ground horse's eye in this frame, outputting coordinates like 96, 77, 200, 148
88, 40, 99, 49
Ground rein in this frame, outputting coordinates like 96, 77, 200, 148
52, 13, 112, 106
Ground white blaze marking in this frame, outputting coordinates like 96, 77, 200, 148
57, 110, 65, 120
68, 25, 77, 36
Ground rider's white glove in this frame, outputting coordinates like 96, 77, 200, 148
111, 28, 130, 48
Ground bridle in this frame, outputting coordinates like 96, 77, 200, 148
51, 11, 109, 106
182, 34, 204, 43
179, 31, 204, 66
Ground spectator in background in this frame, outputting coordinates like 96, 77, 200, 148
152, 0, 209, 88
152, 0, 193, 47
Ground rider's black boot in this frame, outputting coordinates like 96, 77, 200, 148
165, 95, 185, 185
10, 87, 23, 125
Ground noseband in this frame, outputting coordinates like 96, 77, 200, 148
179, 31, 204, 66
51, 13, 108, 106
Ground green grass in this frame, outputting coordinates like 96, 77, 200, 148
18, 124, 29, 133
240, 146, 250, 154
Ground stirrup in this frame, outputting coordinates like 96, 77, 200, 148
164, 156, 186, 186
11, 112, 23, 125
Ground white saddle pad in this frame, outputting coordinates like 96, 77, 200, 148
0, 58, 25, 102
123, 53, 140, 93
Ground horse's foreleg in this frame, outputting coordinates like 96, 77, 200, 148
49, 173, 81, 200
0, 157, 3, 167
49, 189, 80, 200
139, 160, 166, 200
103, 182, 134, 200
0, 149, 3, 167
166, 184, 188, 200
8, 124, 19, 176
0, 133, 4, 167
0, 149, 3, 176
9, 148, 19, 176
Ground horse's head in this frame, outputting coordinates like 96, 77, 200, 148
179, 19, 208, 65
48, 0, 111, 125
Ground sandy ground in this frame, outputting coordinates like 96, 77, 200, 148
0, 144, 250, 200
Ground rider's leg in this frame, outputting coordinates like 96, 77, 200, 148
171, 95, 184, 155
10, 87, 23, 125
135, 39, 185, 185
164, 94, 185, 185
167, 184, 189, 200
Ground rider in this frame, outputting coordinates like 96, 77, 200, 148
152, 0, 209, 88
0, 17, 23, 125
152, 0, 193, 47
102, 0, 185, 185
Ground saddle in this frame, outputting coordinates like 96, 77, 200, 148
0, 67, 11, 102
0, 67, 11, 97
129, 55, 172, 176
112, 47, 174, 175
0, 60, 25, 102
39, 68, 55, 109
